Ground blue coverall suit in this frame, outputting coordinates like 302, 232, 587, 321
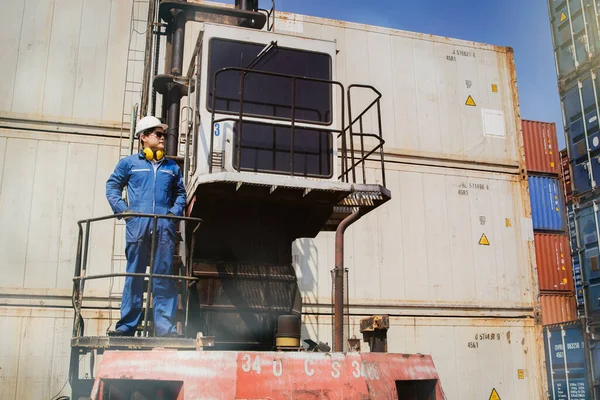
106, 153, 186, 336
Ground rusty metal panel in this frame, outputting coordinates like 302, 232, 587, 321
522, 120, 560, 175
271, 10, 521, 167
540, 294, 578, 325
534, 233, 574, 292
294, 164, 536, 308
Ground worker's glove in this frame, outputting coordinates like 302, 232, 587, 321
122, 209, 137, 220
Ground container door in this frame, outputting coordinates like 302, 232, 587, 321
571, 160, 594, 193
529, 176, 566, 231
544, 323, 591, 400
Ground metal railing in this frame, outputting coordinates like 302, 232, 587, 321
71, 213, 202, 339
207, 66, 386, 185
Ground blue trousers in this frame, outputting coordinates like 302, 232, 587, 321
116, 216, 178, 336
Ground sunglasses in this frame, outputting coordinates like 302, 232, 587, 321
147, 129, 165, 139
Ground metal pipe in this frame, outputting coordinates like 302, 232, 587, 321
334, 210, 361, 352
151, 24, 161, 115
166, 8, 186, 155
290, 78, 296, 176
235, 0, 258, 11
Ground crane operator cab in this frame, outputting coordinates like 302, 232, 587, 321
184, 22, 390, 262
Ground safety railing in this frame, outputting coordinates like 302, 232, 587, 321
71, 213, 202, 339
207, 66, 386, 185
344, 84, 386, 187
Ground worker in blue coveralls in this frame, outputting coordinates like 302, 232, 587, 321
105, 116, 186, 337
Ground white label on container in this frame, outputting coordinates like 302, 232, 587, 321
481, 109, 506, 137
593, 136, 599, 147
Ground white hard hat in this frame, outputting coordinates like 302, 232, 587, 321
135, 116, 168, 136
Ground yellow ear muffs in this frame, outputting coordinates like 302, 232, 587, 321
143, 147, 154, 161
143, 148, 164, 161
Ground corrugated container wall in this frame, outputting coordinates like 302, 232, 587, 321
544, 322, 592, 400
548, 0, 600, 79
535, 233, 574, 292
529, 176, 566, 231
522, 120, 561, 175
540, 293, 578, 325
561, 67, 600, 195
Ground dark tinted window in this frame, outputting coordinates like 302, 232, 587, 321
207, 38, 332, 124
232, 121, 333, 177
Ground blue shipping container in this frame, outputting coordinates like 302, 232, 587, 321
529, 176, 565, 231
563, 72, 600, 162
548, 0, 600, 78
544, 322, 590, 400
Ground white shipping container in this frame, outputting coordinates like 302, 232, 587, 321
293, 163, 537, 311
185, 2, 522, 173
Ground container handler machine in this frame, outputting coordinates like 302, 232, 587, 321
69, 1, 446, 398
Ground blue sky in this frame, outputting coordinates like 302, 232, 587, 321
226, 1, 564, 148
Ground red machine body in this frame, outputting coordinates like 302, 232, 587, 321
90, 350, 445, 399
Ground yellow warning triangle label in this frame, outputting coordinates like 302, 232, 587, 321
560, 12, 567, 22
465, 95, 476, 106
479, 234, 490, 246
489, 388, 501, 400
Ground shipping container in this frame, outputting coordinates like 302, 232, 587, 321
544, 321, 592, 400
529, 176, 566, 231
548, 0, 600, 79
561, 149, 574, 203
535, 233, 574, 292
184, 7, 523, 172
541, 293, 578, 325
522, 120, 561, 175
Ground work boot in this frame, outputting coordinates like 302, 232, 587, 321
107, 329, 135, 337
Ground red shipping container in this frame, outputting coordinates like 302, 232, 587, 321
560, 148, 573, 204
522, 120, 560, 175
534, 233, 574, 292
540, 293, 577, 325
